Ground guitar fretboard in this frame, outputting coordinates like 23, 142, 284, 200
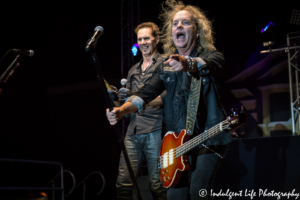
175, 119, 230, 158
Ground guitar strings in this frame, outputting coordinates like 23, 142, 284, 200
175, 119, 230, 157
159, 119, 230, 167
159, 118, 232, 167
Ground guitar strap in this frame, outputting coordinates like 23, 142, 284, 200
185, 76, 202, 135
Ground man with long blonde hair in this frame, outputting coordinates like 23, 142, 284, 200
107, 1, 231, 199
159, 0, 216, 57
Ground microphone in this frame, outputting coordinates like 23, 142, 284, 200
85, 26, 104, 52
121, 78, 127, 88
12, 49, 34, 57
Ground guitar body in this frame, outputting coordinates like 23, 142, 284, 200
159, 130, 190, 188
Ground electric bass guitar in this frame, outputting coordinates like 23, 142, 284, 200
158, 108, 246, 188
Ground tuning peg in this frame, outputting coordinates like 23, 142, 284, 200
231, 108, 238, 116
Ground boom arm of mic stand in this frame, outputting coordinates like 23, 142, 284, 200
89, 49, 143, 200
0, 54, 20, 87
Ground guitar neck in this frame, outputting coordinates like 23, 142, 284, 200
175, 119, 230, 158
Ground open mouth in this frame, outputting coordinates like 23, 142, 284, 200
141, 46, 149, 50
177, 32, 185, 39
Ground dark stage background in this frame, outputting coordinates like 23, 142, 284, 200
0, 0, 298, 199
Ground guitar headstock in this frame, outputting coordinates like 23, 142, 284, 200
104, 79, 112, 90
224, 106, 247, 135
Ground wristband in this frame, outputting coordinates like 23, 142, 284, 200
184, 56, 196, 72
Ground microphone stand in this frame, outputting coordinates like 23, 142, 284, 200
0, 54, 20, 86
89, 48, 142, 200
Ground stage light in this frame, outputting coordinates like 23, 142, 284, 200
131, 43, 139, 56
261, 22, 275, 33
40, 192, 47, 197
263, 41, 273, 47
290, 9, 300, 25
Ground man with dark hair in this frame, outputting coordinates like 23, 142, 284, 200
113, 22, 167, 200
107, 1, 231, 199
134, 22, 160, 38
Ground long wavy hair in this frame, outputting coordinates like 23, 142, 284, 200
159, 0, 216, 57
